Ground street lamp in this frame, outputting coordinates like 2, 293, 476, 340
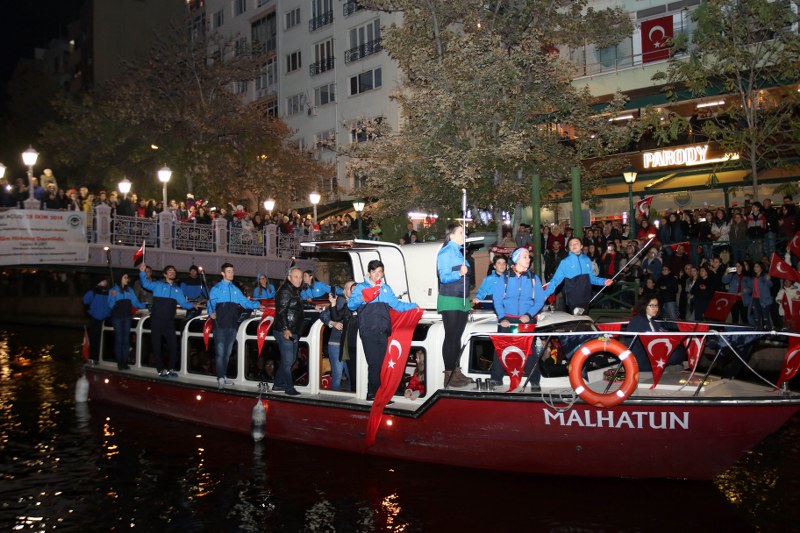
157, 166, 172, 208
353, 199, 365, 239
309, 192, 321, 235
118, 178, 132, 200
623, 165, 638, 238
0, 163, 6, 180
263, 198, 275, 218
22, 146, 39, 205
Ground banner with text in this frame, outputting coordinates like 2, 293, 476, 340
0, 209, 88, 265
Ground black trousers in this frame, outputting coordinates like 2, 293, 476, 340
441, 310, 468, 371
88, 317, 104, 362
362, 334, 388, 397
150, 318, 177, 372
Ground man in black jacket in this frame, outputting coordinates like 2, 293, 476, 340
273, 267, 304, 395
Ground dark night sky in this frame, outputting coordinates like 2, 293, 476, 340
0, 0, 86, 82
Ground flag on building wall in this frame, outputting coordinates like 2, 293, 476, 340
641, 15, 673, 63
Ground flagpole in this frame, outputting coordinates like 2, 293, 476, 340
588, 236, 656, 307
103, 246, 115, 284
198, 265, 209, 302
461, 188, 467, 307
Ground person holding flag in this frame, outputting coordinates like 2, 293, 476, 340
348, 260, 418, 401
542, 237, 612, 315
107, 273, 147, 370
207, 263, 263, 389
137, 262, 198, 377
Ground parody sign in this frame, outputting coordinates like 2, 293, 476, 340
0, 209, 88, 265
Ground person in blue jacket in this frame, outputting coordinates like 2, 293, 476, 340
82, 278, 111, 364
490, 248, 546, 387
348, 260, 418, 401
300, 271, 343, 301
208, 263, 263, 389
437, 224, 473, 387
542, 237, 612, 314
252, 272, 276, 300
138, 262, 197, 377
107, 273, 147, 370
180, 265, 208, 302
473, 254, 508, 306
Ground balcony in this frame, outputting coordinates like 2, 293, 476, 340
309, 56, 335, 76
344, 38, 382, 64
309, 10, 333, 32
343, 1, 363, 17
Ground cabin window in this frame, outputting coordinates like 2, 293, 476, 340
396, 346, 426, 399
468, 336, 495, 375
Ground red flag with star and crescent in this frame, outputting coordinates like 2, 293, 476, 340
769, 253, 800, 283
641, 15, 673, 63
364, 307, 424, 449
81, 326, 90, 361
133, 240, 145, 266
640, 333, 684, 388
787, 230, 800, 258
203, 317, 213, 350
635, 196, 654, 219
676, 322, 709, 369
669, 241, 692, 259
703, 292, 739, 322
256, 307, 276, 356
777, 336, 800, 388
780, 296, 800, 332
489, 334, 535, 392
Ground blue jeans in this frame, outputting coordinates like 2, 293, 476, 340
214, 327, 237, 379
275, 334, 298, 390
661, 301, 678, 320
328, 344, 351, 391
112, 317, 132, 364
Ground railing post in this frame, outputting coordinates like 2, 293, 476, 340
266, 224, 277, 256
94, 204, 112, 246
158, 211, 173, 250
213, 217, 228, 253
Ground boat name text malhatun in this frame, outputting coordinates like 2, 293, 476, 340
543, 409, 690, 430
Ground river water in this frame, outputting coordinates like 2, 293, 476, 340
1, 325, 799, 532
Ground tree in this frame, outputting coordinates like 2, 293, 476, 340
343, 0, 634, 228
40, 23, 331, 208
654, 0, 800, 201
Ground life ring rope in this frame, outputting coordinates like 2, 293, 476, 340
568, 338, 639, 408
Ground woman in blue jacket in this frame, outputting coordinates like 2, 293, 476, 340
252, 272, 276, 300
107, 273, 147, 369
300, 271, 343, 301
437, 224, 473, 387
742, 261, 773, 329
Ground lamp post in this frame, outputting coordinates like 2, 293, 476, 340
263, 198, 275, 219
623, 165, 638, 239
0, 162, 6, 180
352, 199, 365, 239
309, 192, 321, 236
157, 166, 172, 208
22, 147, 39, 208
118, 178, 132, 200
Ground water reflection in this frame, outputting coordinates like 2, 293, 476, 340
0, 325, 799, 531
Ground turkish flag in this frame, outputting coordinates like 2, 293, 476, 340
641, 15, 673, 63
133, 240, 145, 266
776, 336, 800, 388
635, 196, 654, 218
81, 326, 90, 361
364, 307, 424, 449
203, 317, 213, 351
669, 241, 691, 259
640, 333, 684, 388
788, 230, 800, 258
489, 334, 535, 392
676, 322, 709, 369
769, 253, 800, 283
256, 308, 276, 356
597, 321, 628, 332
780, 297, 800, 332
362, 279, 382, 303
703, 292, 739, 322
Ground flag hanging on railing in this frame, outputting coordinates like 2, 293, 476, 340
203, 317, 213, 351
489, 334, 535, 392
641, 15, 673, 63
777, 336, 800, 389
81, 326, 90, 361
256, 308, 276, 356
133, 240, 146, 266
676, 322, 710, 369
640, 334, 684, 388
364, 307, 424, 449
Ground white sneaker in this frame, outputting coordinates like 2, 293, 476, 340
217, 377, 225, 390
224, 378, 234, 386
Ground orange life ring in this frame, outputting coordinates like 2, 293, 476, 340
568, 338, 639, 408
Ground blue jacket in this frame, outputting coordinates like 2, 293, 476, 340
107, 285, 147, 317
180, 277, 207, 301
492, 270, 545, 321
301, 280, 342, 300
475, 270, 503, 300
721, 271, 745, 295
742, 275, 773, 307
542, 252, 607, 309
437, 240, 470, 298
83, 286, 111, 320
138, 271, 194, 310
348, 280, 417, 312
252, 271, 276, 299
208, 280, 260, 329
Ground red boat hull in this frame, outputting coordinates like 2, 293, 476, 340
85, 369, 800, 480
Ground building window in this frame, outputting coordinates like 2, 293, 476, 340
314, 83, 335, 106
309, 0, 334, 32
234, 0, 247, 17
213, 10, 224, 28
315, 128, 336, 149
349, 67, 381, 95
310, 38, 334, 76
286, 51, 302, 73
257, 0, 272, 7
345, 18, 381, 63
285, 7, 301, 29
350, 117, 383, 143
252, 12, 277, 54
287, 94, 303, 116
234, 80, 249, 95
266, 98, 278, 117
256, 57, 278, 97
235, 37, 248, 57
343, 0, 364, 17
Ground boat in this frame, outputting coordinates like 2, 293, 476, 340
83, 239, 800, 480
